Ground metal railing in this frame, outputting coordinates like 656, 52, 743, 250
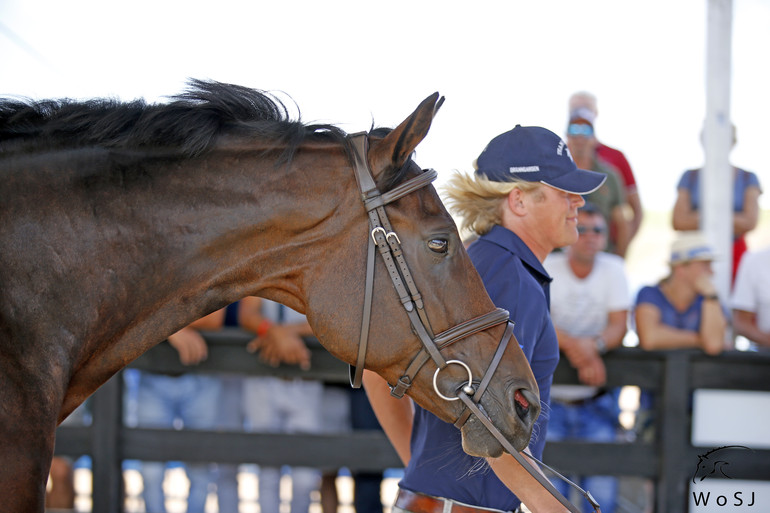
54, 330, 770, 512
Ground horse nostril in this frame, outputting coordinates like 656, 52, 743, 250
515, 389, 530, 408
514, 389, 530, 419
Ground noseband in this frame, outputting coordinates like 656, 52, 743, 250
346, 133, 600, 513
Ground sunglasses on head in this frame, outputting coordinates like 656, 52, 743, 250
567, 123, 594, 137
577, 225, 605, 235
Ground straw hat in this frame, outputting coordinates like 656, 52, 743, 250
669, 231, 717, 265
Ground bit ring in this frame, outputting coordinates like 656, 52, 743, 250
433, 360, 474, 401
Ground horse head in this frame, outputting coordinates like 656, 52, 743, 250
294, 92, 540, 457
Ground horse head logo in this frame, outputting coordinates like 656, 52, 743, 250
692, 445, 752, 484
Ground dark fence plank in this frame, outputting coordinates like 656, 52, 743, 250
121, 430, 401, 471
53, 333, 770, 512
542, 441, 658, 477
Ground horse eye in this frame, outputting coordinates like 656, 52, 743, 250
427, 238, 448, 254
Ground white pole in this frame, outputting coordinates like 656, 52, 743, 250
703, 0, 733, 302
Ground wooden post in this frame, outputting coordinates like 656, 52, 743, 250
656, 352, 691, 513
702, 0, 734, 302
90, 373, 125, 513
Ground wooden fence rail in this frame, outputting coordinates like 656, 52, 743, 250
54, 329, 770, 512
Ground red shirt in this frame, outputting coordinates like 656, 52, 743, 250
596, 142, 637, 194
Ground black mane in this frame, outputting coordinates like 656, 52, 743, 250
0, 79, 348, 157
0, 80, 417, 191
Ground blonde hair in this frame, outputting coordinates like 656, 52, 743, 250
442, 171, 541, 235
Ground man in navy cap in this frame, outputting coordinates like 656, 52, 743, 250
364, 125, 605, 513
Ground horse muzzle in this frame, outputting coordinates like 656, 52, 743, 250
459, 385, 540, 457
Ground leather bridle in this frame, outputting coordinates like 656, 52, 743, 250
345, 133, 600, 513
346, 132, 510, 400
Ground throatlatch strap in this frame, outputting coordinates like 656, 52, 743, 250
350, 230, 377, 388
348, 133, 377, 388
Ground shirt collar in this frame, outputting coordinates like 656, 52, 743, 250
481, 225, 553, 284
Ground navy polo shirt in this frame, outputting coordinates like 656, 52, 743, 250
399, 225, 560, 511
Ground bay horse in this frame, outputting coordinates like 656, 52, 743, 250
0, 80, 539, 511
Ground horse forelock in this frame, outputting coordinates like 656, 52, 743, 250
0, 79, 348, 159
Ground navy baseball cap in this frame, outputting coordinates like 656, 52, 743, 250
475, 125, 606, 195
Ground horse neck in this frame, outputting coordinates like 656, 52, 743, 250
142, 143, 358, 314
5, 142, 359, 356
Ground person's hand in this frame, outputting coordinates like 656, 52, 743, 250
560, 335, 599, 369
247, 325, 311, 370
560, 334, 606, 386
576, 356, 607, 387
694, 274, 718, 297
167, 328, 209, 365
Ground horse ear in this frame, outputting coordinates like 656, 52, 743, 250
369, 92, 444, 177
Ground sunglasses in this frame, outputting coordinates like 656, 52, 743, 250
567, 123, 594, 137
577, 225, 606, 235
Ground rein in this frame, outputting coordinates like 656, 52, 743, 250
345, 133, 600, 513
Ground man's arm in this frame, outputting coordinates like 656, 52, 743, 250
672, 189, 699, 231
733, 309, 770, 347
635, 303, 700, 350
365, 371, 568, 511
187, 308, 226, 330
554, 328, 606, 387
626, 191, 643, 241
693, 275, 728, 354
734, 187, 761, 237
601, 309, 628, 350
362, 370, 413, 466
635, 303, 724, 354
610, 204, 630, 258
486, 452, 569, 513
